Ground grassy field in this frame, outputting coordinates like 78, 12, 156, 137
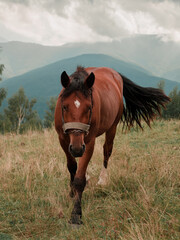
0, 120, 179, 239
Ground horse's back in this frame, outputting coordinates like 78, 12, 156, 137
86, 67, 124, 134
86, 67, 123, 96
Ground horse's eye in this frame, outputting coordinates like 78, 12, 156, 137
63, 106, 68, 111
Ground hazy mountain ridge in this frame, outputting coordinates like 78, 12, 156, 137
162, 68, 180, 83
0, 41, 66, 78
0, 36, 7, 42
0, 53, 179, 118
0, 39, 148, 79
1, 35, 180, 80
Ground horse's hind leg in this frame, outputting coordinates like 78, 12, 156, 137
97, 123, 117, 185
103, 124, 117, 168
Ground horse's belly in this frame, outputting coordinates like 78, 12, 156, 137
91, 68, 123, 136
97, 99, 121, 135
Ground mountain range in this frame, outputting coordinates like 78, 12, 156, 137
1, 35, 180, 81
0, 35, 180, 119
1, 53, 179, 119
162, 68, 180, 83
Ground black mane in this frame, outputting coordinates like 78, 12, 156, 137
61, 66, 92, 98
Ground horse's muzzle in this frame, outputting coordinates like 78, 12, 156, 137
69, 144, 86, 158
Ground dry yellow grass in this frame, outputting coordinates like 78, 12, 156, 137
0, 120, 180, 239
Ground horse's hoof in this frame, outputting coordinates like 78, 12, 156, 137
69, 215, 83, 225
70, 223, 82, 229
69, 219, 83, 225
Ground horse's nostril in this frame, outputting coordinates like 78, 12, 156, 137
69, 144, 86, 158
69, 144, 73, 153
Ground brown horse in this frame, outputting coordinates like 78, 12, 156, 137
55, 66, 170, 225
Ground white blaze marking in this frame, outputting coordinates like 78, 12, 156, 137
74, 99, 81, 108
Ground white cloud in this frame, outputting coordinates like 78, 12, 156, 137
0, 1, 111, 45
115, 0, 180, 41
0, 0, 179, 45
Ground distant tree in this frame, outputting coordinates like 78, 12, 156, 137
157, 80, 166, 118
162, 86, 180, 119
0, 47, 5, 81
158, 80, 165, 91
0, 114, 11, 134
0, 88, 6, 107
0, 56, 7, 133
0, 63, 6, 107
44, 96, 58, 128
157, 81, 180, 119
4, 87, 42, 134
0, 64, 4, 81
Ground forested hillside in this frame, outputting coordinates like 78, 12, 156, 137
1, 54, 180, 119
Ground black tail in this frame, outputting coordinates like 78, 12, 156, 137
121, 74, 170, 129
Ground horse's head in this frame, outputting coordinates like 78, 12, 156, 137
60, 68, 95, 158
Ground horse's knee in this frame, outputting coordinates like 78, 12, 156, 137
70, 177, 86, 198
72, 177, 86, 193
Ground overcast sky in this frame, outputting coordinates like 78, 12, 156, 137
0, 0, 180, 45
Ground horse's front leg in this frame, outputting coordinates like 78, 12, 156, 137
70, 139, 95, 225
59, 137, 77, 197
67, 155, 77, 198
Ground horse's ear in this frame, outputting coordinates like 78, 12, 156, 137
85, 72, 95, 89
61, 71, 70, 88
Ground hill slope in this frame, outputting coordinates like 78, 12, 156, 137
1, 54, 179, 118
1, 35, 180, 79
